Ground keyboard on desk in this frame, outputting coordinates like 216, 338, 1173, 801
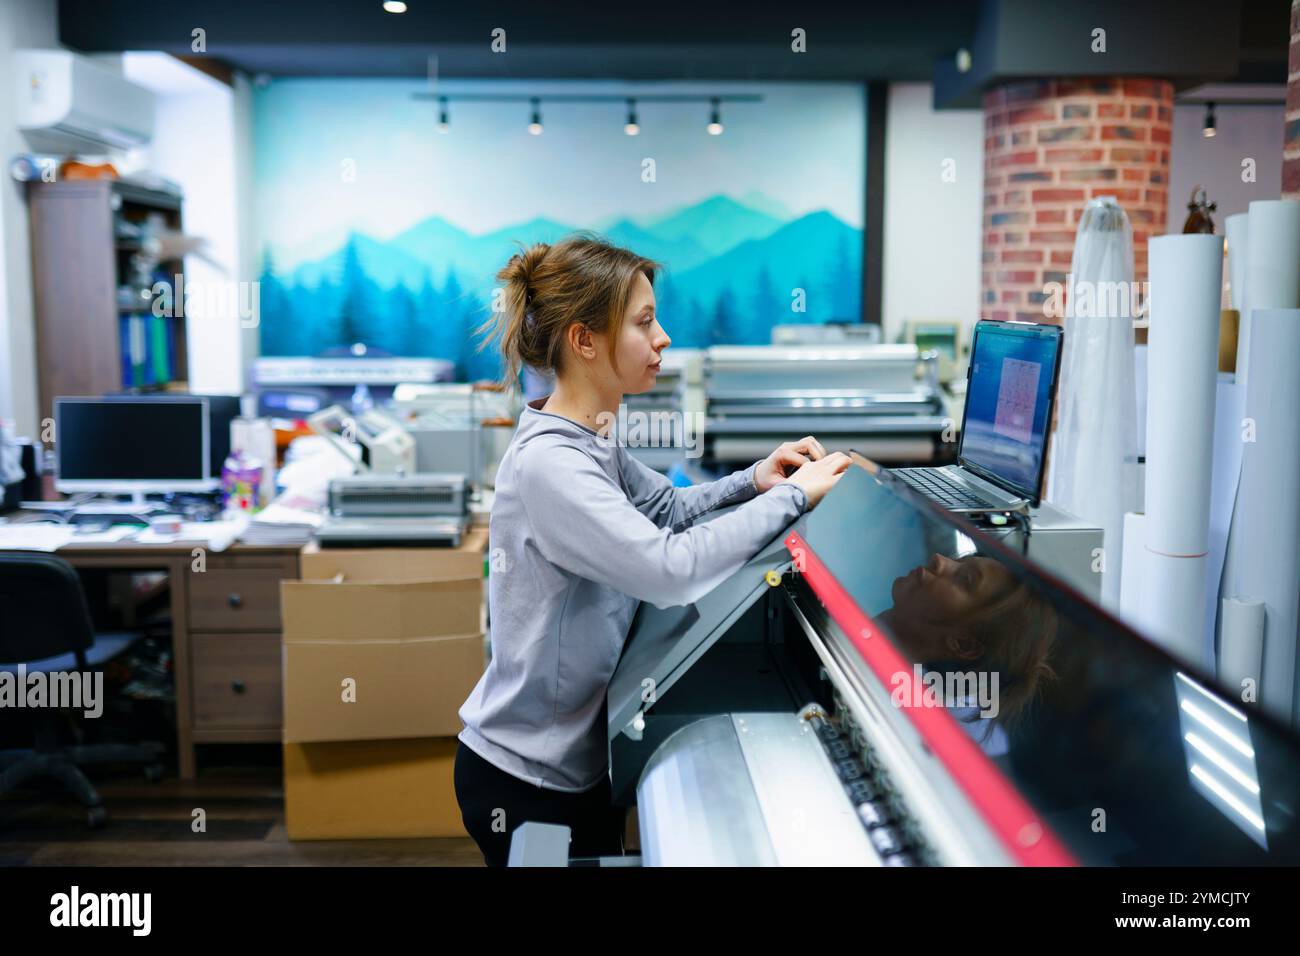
892, 468, 999, 511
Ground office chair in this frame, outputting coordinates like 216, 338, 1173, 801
0, 553, 165, 828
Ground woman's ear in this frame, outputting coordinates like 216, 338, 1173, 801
568, 322, 597, 362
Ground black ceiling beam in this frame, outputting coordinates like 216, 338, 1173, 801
57, 0, 979, 80
933, 0, 1244, 109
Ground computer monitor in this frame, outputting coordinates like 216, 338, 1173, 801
103, 392, 241, 479
957, 320, 1063, 505
55, 396, 218, 498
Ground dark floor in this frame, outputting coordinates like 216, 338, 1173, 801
0, 762, 484, 867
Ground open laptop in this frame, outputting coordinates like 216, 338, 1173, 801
891, 319, 1063, 513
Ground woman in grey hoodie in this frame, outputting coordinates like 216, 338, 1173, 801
455, 234, 850, 866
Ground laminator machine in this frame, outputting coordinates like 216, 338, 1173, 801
512, 456, 1300, 866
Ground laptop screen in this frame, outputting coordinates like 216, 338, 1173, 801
958, 321, 1063, 502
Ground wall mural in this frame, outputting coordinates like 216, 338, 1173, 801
253, 79, 865, 381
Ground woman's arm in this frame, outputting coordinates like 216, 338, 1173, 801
620, 454, 761, 533
518, 438, 808, 609
621, 436, 829, 532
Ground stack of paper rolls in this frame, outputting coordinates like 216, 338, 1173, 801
1224, 212, 1249, 313
1138, 234, 1223, 668
1218, 198, 1300, 726
1219, 597, 1265, 705
1238, 200, 1300, 384
1226, 309, 1300, 725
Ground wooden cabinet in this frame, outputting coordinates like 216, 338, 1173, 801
27, 179, 188, 422
190, 632, 284, 734
186, 550, 298, 747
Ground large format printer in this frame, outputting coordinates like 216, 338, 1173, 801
512, 456, 1300, 866
703, 345, 951, 468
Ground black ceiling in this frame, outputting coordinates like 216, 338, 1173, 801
57, 0, 1293, 84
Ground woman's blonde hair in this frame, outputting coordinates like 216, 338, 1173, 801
480, 232, 660, 386
960, 578, 1060, 729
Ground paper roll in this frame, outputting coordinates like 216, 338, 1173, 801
1133, 344, 1148, 458
1224, 212, 1249, 313
1139, 550, 1209, 667
1222, 309, 1300, 725
1240, 200, 1300, 384
1219, 597, 1265, 702
1144, 234, 1223, 558
1119, 511, 1147, 625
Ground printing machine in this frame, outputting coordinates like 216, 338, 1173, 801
703, 345, 951, 468
511, 454, 1300, 866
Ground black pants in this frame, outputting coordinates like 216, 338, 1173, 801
453, 740, 625, 867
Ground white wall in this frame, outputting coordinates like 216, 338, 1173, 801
123, 53, 252, 395
0, 0, 59, 438
1167, 101, 1284, 233
232, 73, 259, 384
881, 82, 984, 345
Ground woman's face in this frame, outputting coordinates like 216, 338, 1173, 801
887, 553, 1013, 659
606, 271, 671, 395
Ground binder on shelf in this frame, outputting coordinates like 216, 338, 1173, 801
148, 312, 171, 384
120, 314, 139, 387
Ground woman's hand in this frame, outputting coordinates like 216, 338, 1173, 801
782, 452, 852, 509
754, 436, 828, 493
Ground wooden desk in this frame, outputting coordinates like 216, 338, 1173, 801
2, 538, 299, 780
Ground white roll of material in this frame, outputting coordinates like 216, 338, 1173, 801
1219, 597, 1265, 704
1139, 234, 1223, 666
1224, 309, 1300, 725
1224, 212, 1249, 313
1142, 552, 1209, 666
1144, 235, 1223, 557
1047, 198, 1139, 612
1119, 511, 1147, 625
1239, 200, 1300, 384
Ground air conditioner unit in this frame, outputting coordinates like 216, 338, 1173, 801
15, 50, 155, 154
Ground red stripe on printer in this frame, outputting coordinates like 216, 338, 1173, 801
785, 529, 1077, 867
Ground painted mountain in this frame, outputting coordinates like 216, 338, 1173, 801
258, 194, 863, 380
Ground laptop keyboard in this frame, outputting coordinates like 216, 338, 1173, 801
893, 468, 997, 510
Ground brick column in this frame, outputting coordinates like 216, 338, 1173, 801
1286, 0, 1299, 200
981, 78, 1174, 323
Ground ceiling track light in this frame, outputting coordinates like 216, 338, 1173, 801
382, 0, 407, 13
707, 97, 723, 135
415, 92, 755, 136
1203, 101, 1216, 138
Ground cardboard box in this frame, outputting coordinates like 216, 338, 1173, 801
299, 528, 487, 582
281, 544, 487, 744
284, 738, 467, 840
281, 628, 485, 743
282, 576, 483, 644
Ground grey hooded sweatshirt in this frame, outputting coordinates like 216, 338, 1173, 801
457, 397, 809, 791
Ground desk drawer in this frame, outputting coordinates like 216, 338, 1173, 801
189, 565, 289, 631
191, 632, 282, 730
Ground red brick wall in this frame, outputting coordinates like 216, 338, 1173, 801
981, 78, 1174, 323
1286, 0, 1299, 200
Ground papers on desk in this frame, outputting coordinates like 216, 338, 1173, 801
0, 523, 78, 551
131, 514, 250, 553
242, 493, 325, 546
0, 516, 249, 553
